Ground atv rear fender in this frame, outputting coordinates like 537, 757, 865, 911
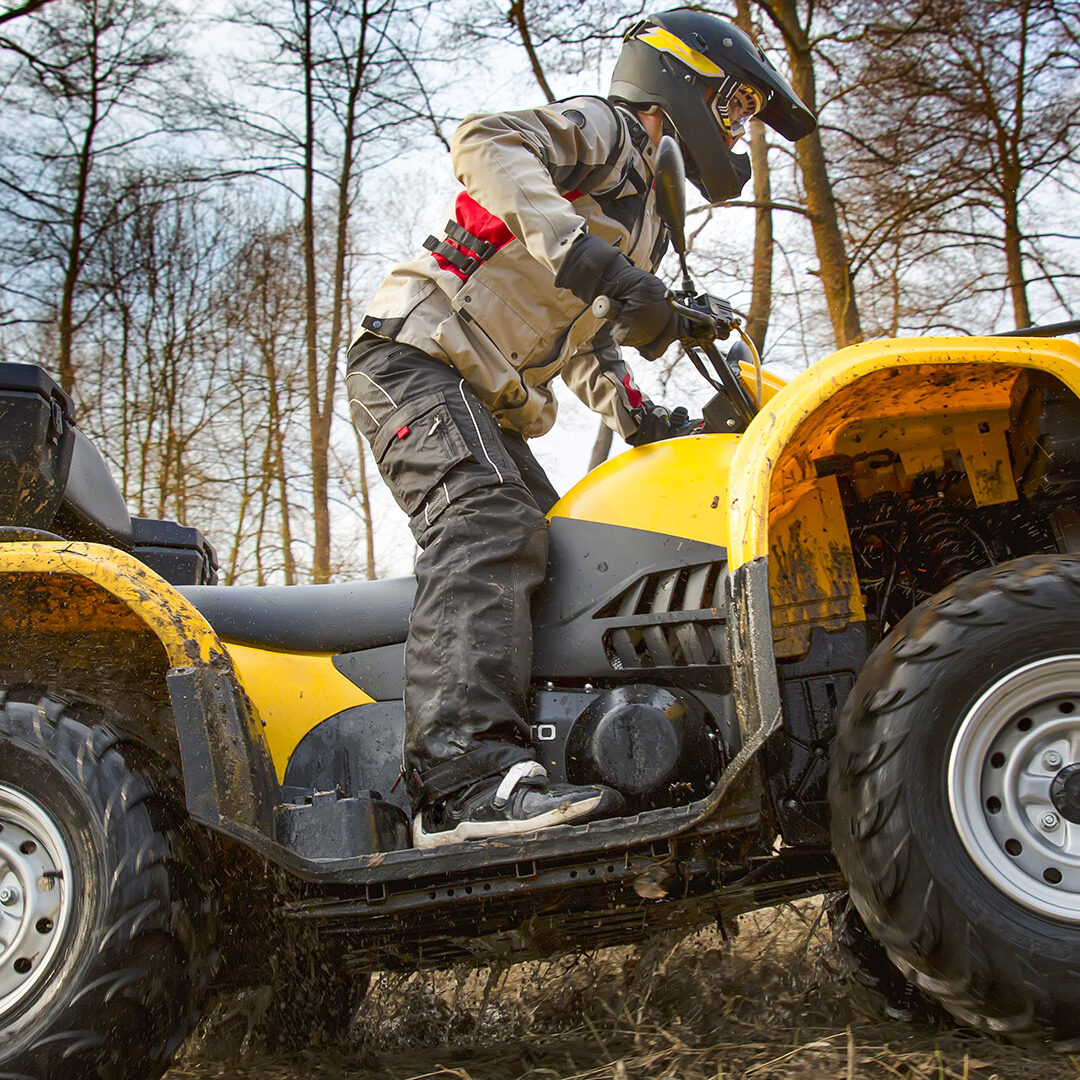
0, 540, 278, 838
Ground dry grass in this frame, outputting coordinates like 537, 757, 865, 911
168, 898, 1080, 1080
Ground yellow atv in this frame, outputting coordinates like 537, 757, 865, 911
4, 156, 1080, 1078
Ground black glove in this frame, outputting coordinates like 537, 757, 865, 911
555, 234, 683, 361
627, 403, 702, 445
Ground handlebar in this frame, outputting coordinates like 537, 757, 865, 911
592, 293, 735, 339
591, 295, 621, 320
592, 291, 764, 419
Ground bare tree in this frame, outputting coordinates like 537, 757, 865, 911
734, 0, 774, 354
232, 0, 445, 582
845, 0, 1080, 331
751, 0, 863, 348
449, 0, 645, 97
76, 176, 233, 529
219, 218, 309, 584
0, 0, 190, 394
0, 0, 59, 25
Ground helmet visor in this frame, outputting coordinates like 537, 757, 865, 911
710, 78, 765, 144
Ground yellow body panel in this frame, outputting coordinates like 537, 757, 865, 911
223, 642, 374, 781
550, 363, 784, 542
767, 473, 865, 655
727, 336, 1080, 570
0, 540, 223, 666
551, 433, 739, 548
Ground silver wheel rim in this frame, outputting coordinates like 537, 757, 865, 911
948, 655, 1080, 923
0, 783, 74, 1018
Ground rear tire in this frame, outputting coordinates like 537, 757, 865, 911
0, 693, 217, 1079
830, 556, 1080, 1043
825, 893, 940, 1022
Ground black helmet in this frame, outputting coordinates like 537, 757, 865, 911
609, 9, 816, 203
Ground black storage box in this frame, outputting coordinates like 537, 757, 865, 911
131, 516, 219, 586
0, 362, 76, 530
1, 362, 219, 586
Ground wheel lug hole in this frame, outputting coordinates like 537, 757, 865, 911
1044, 867, 1063, 885
1005, 838, 1023, 856
1017, 716, 1033, 731
991, 752, 1007, 769
13, 958, 31, 974
1059, 701, 1075, 714
18, 840, 36, 856
986, 796, 1002, 814
35, 917, 53, 934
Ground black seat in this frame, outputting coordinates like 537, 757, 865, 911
175, 577, 416, 654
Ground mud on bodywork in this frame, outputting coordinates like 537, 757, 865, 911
726, 341, 1080, 657
729, 340, 1080, 842
0, 540, 278, 838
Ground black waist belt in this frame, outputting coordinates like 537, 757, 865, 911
423, 220, 501, 278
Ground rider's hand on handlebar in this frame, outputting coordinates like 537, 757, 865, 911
627, 402, 702, 445
603, 259, 684, 360
555, 234, 685, 360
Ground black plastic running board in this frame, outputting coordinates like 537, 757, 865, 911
203, 702, 780, 886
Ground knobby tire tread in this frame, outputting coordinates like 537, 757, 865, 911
830, 555, 1080, 1044
0, 692, 218, 1080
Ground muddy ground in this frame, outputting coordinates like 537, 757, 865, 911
167, 899, 1080, 1080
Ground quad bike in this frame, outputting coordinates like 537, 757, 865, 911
4, 140, 1080, 1079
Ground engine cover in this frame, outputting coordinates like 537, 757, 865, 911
564, 685, 718, 809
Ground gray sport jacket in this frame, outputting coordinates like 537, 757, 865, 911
352, 95, 667, 440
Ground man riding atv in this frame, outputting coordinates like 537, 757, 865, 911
346, 9, 816, 848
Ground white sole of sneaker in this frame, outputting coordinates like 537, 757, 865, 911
412, 793, 604, 850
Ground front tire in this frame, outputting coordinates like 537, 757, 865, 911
830, 555, 1080, 1042
0, 694, 217, 1079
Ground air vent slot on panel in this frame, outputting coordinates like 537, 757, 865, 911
596, 561, 723, 620
595, 561, 728, 675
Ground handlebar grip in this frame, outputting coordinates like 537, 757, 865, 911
592, 295, 622, 319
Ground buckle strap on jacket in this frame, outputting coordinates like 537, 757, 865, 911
423, 219, 501, 278
445, 221, 500, 261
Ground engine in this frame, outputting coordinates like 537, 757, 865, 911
528, 683, 728, 811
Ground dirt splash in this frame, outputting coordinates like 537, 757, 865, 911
168, 898, 1080, 1080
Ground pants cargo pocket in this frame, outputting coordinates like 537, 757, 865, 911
370, 393, 476, 529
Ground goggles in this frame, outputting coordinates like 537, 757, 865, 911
710, 76, 765, 143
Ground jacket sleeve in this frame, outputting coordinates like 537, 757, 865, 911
450, 98, 625, 276
560, 326, 646, 441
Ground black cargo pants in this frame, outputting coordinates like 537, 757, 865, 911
346, 337, 560, 810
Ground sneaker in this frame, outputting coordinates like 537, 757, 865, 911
412, 760, 624, 850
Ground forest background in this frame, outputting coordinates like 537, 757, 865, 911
1, 0, 1077, 584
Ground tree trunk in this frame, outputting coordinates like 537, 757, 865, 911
1002, 185, 1031, 329
735, 0, 773, 355
744, 118, 773, 353
57, 69, 99, 395
757, 0, 862, 348
320, 5, 369, 582
508, 0, 555, 101
300, 0, 331, 582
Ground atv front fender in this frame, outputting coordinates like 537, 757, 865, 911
0, 540, 277, 837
